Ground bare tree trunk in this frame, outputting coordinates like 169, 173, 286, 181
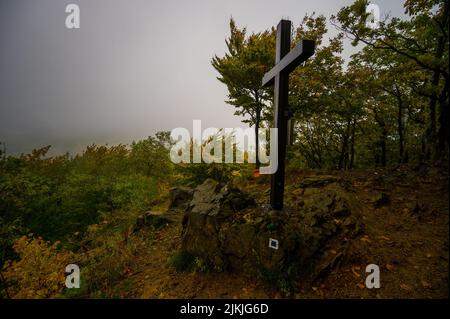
428, 83, 437, 159
255, 107, 261, 169
375, 111, 387, 167
349, 118, 356, 169
396, 92, 404, 163
438, 88, 449, 158
338, 118, 352, 170
381, 127, 387, 167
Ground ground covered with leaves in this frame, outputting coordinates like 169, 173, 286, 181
116, 163, 448, 299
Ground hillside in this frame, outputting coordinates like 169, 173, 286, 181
91, 163, 449, 299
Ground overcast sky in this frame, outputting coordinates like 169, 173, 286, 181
0, 0, 406, 155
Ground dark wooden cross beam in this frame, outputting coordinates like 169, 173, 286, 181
262, 19, 315, 210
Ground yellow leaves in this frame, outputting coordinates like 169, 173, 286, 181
400, 283, 412, 291
231, 170, 241, 177
421, 280, 432, 289
386, 264, 395, 272
3, 235, 75, 299
351, 265, 361, 278
360, 234, 371, 243
87, 223, 101, 233
357, 283, 366, 289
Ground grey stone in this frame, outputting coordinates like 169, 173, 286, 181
180, 178, 363, 284
169, 186, 193, 211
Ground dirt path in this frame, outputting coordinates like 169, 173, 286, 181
124, 164, 448, 299
123, 216, 271, 299
332, 164, 449, 298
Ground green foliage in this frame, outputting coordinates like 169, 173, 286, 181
168, 250, 196, 272
194, 257, 211, 273
75, 237, 146, 298
215, 1, 448, 169
332, 0, 449, 159
130, 134, 173, 178
212, 19, 276, 165
255, 258, 301, 296
0, 133, 170, 272
176, 162, 242, 186
167, 251, 212, 274
55, 219, 150, 299
2, 236, 75, 299
211, 19, 274, 127
174, 132, 254, 186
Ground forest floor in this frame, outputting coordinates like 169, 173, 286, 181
118, 163, 449, 299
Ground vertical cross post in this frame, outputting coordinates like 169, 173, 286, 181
262, 20, 315, 211
270, 20, 291, 210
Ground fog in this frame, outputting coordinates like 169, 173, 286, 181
0, 0, 406, 155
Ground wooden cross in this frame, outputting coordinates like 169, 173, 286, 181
262, 20, 315, 210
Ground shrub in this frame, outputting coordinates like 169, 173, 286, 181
167, 250, 196, 272
2, 236, 75, 299
60, 222, 149, 298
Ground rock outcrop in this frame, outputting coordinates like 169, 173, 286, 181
133, 186, 195, 233
169, 186, 194, 211
181, 177, 363, 285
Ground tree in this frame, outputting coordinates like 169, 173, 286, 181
350, 45, 422, 164
130, 132, 172, 178
289, 14, 366, 169
332, 0, 449, 159
212, 19, 275, 168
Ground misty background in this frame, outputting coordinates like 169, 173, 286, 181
0, 0, 405, 155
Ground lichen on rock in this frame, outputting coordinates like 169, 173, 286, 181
180, 178, 363, 290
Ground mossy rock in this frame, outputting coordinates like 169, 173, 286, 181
180, 178, 363, 291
